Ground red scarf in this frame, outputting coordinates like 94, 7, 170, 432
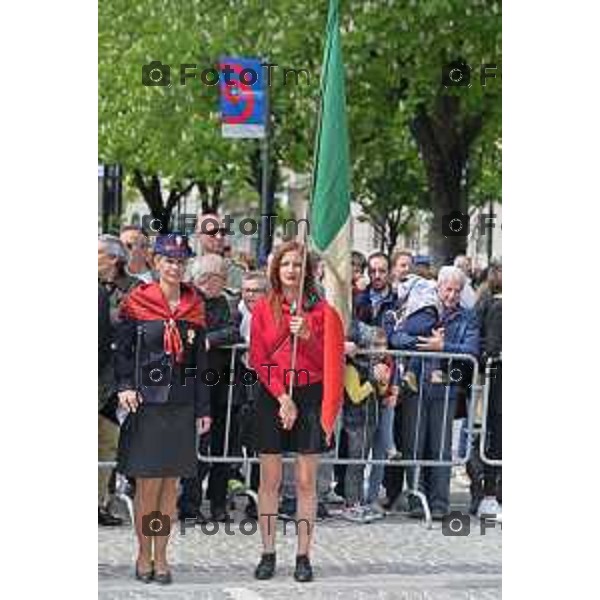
119, 282, 205, 363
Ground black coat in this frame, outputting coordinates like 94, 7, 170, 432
98, 284, 111, 373
478, 293, 502, 363
198, 290, 239, 373
114, 317, 211, 418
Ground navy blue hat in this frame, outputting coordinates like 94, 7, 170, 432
153, 234, 195, 258
413, 255, 432, 267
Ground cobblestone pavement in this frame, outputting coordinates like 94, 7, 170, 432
99, 485, 501, 599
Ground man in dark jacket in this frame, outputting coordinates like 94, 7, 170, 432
474, 265, 502, 520
179, 254, 240, 522
351, 253, 400, 510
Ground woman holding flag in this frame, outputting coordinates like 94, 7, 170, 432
251, 0, 348, 582
114, 234, 211, 585
250, 240, 343, 582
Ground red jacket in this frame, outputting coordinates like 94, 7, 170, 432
249, 295, 325, 398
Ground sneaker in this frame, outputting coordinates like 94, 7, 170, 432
323, 490, 345, 504
98, 506, 123, 527
254, 553, 276, 580
341, 504, 373, 524
469, 493, 483, 515
178, 510, 198, 522
407, 499, 425, 519
385, 492, 410, 513
476, 496, 502, 521
210, 506, 231, 522
316, 502, 330, 521
363, 504, 385, 521
453, 466, 471, 488
293, 554, 314, 583
245, 501, 258, 520
228, 479, 245, 495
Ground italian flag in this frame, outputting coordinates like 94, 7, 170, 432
310, 0, 352, 443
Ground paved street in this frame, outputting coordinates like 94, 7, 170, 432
99, 482, 501, 599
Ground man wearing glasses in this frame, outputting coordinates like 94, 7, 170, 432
193, 212, 246, 293
354, 253, 398, 327
351, 252, 400, 516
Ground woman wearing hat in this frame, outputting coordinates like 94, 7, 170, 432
115, 234, 211, 584
249, 241, 344, 583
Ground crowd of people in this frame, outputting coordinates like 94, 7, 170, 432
98, 213, 502, 584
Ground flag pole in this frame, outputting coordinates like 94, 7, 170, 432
287, 221, 310, 401
286, 0, 336, 403
286, 67, 326, 402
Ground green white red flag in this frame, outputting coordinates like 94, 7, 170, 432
309, 0, 352, 441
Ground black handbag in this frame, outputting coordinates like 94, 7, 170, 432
135, 324, 172, 405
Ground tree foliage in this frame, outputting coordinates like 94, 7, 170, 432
99, 0, 501, 258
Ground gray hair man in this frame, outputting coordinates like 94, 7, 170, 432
400, 264, 480, 519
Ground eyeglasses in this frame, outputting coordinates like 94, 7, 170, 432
243, 287, 266, 294
204, 228, 227, 237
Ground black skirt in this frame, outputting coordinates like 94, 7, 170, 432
117, 403, 197, 478
256, 381, 326, 455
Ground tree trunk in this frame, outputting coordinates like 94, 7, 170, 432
133, 170, 195, 234
411, 95, 483, 264
197, 180, 222, 214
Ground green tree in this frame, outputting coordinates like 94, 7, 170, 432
99, 0, 501, 258
343, 0, 501, 261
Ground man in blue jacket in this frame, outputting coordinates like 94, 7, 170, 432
353, 252, 398, 327
395, 266, 480, 518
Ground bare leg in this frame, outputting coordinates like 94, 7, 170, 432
295, 454, 318, 557
133, 478, 162, 572
154, 477, 178, 574
258, 454, 282, 553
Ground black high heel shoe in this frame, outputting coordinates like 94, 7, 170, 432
254, 552, 276, 580
135, 562, 154, 584
154, 570, 173, 585
293, 555, 313, 582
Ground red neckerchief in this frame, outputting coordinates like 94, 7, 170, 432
119, 282, 205, 363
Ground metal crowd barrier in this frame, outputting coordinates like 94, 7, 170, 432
198, 344, 481, 528
479, 355, 502, 467
98, 344, 487, 529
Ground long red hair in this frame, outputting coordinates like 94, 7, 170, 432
267, 241, 317, 323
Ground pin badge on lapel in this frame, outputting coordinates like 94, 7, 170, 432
187, 329, 196, 345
